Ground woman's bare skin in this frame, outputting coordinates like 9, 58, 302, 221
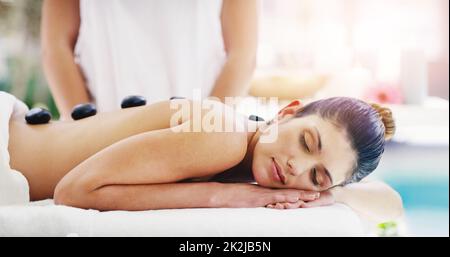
8, 100, 247, 200
7, 99, 403, 222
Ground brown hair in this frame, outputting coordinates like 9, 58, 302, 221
295, 97, 396, 184
370, 103, 396, 141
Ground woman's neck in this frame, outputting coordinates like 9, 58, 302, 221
210, 120, 266, 183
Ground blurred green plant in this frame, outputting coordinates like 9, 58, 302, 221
0, 59, 12, 92
377, 221, 399, 237
23, 68, 60, 119
0, 0, 60, 119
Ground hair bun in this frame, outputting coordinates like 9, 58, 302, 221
370, 103, 396, 141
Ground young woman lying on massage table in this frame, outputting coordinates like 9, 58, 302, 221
8, 96, 403, 223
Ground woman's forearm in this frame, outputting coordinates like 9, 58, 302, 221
55, 182, 224, 211
331, 180, 404, 223
55, 179, 319, 211
210, 55, 256, 101
42, 46, 90, 120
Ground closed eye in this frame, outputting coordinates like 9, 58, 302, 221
300, 133, 310, 153
310, 168, 319, 186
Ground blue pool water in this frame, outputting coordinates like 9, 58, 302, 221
386, 177, 449, 210
384, 176, 449, 236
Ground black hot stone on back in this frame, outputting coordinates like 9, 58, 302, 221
25, 108, 52, 125
170, 96, 186, 100
249, 115, 265, 122
121, 95, 147, 109
71, 103, 97, 120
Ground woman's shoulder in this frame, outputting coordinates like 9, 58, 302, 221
169, 98, 248, 134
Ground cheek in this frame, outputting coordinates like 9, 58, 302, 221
289, 173, 315, 191
251, 144, 268, 184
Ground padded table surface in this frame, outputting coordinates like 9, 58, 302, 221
0, 200, 366, 237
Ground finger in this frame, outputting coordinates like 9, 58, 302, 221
303, 201, 318, 208
283, 201, 304, 209
276, 190, 319, 201
272, 190, 316, 203
275, 203, 284, 209
272, 193, 293, 203
283, 203, 299, 209
269, 200, 305, 210
298, 191, 320, 201
303, 199, 332, 208
265, 189, 319, 206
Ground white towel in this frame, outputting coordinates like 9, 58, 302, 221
0, 91, 30, 206
0, 200, 367, 237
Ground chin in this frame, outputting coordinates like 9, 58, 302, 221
252, 161, 272, 188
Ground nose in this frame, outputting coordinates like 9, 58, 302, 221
287, 159, 301, 176
287, 157, 315, 177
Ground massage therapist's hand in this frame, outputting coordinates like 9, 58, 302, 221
211, 183, 320, 209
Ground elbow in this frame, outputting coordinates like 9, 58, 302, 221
41, 45, 54, 64
53, 181, 82, 208
53, 176, 94, 209
246, 53, 257, 74
228, 51, 257, 73
41, 40, 75, 64
53, 181, 74, 207
53, 183, 72, 206
247, 54, 257, 73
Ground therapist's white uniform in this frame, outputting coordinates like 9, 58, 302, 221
75, 0, 227, 112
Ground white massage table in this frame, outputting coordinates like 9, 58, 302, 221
0, 200, 367, 237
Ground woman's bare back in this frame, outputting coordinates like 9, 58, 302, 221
8, 100, 181, 200
8, 99, 249, 200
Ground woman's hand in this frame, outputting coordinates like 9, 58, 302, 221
302, 190, 335, 208
266, 190, 335, 209
211, 183, 320, 209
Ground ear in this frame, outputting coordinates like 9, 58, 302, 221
278, 100, 303, 119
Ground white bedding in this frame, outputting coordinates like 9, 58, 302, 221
0, 92, 30, 206
0, 200, 366, 237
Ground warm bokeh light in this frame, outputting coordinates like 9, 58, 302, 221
256, 0, 449, 102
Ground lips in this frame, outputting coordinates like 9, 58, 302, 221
271, 157, 286, 184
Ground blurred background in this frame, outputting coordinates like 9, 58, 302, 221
0, 0, 448, 236
0, 0, 58, 116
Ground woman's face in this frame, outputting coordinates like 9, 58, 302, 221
251, 103, 357, 192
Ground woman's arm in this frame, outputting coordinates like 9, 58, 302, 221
55, 182, 223, 211
210, 0, 259, 101
41, 0, 90, 120
55, 182, 319, 211
52, 121, 251, 209
330, 180, 404, 223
